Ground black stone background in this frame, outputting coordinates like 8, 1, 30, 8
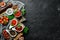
0, 0, 60, 40
20, 0, 60, 40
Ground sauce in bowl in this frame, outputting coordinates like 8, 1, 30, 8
9, 30, 17, 37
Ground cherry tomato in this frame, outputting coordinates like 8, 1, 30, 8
0, 18, 3, 24
3, 16, 9, 22
5, 17, 9, 22
2, 16, 9, 25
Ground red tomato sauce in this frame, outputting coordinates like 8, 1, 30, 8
14, 11, 21, 17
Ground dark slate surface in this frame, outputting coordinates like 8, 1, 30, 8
19, 0, 60, 40
0, 0, 60, 40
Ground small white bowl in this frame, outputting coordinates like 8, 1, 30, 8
6, 8, 13, 15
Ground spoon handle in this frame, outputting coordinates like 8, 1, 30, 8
12, 28, 16, 31
6, 29, 10, 34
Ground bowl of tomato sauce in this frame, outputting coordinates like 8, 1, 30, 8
14, 10, 22, 18
15, 23, 25, 32
11, 19, 18, 26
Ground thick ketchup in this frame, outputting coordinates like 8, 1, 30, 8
11, 19, 18, 26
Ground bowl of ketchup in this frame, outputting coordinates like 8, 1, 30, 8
11, 19, 18, 26
14, 11, 22, 18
